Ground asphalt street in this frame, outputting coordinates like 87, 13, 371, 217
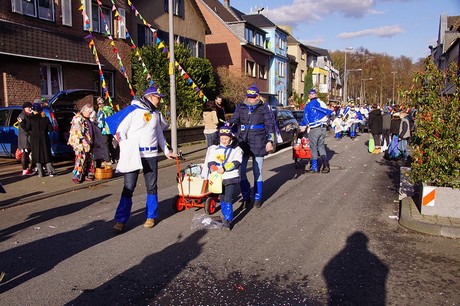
0, 134, 459, 305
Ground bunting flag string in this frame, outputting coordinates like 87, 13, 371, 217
79, 1, 113, 107
94, 1, 136, 99
109, 0, 154, 88
126, 0, 208, 103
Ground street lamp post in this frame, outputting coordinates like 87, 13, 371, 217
391, 71, 396, 104
360, 78, 373, 105
342, 47, 353, 105
346, 68, 362, 104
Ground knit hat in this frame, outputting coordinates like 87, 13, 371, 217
144, 85, 164, 98
218, 126, 233, 138
22, 102, 33, 108
246, 85, 260, 98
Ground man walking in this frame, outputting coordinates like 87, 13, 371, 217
300, 89, 333, 173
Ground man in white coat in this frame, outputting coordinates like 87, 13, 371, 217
113, 85, 176, 233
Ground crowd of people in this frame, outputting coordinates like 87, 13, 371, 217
329, 102, 415, 161
15, 86, 414, 233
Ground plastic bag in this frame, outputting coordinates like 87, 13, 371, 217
208, 171, 223, 194
368, 134, 375, 153
191, 213, 223, 230
15, 149, 23, 161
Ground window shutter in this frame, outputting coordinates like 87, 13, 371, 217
62, 0, 72, 26
83, 0, 93, 31
118, 8, 126, 39
11, 0, 23, 14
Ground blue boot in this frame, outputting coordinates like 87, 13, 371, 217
114, 196, 133, 224
221, 202, 233, 221
254, 181, 263, 208
146, 194, 159, 220
311, 159, 319, 172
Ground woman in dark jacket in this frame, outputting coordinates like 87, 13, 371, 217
367, 104, 383, 153
228, 85, 275, 209
17, 102, 34, 175
26, 103, 56, 177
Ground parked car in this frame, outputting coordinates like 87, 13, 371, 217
0, 89, 97, 158
291, 110, 304, 124
272, 108, 300, 151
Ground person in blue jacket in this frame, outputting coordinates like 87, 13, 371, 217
300, 89, 333, 173
228, 85, 275, 209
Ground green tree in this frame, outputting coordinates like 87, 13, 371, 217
132, 44, 216, 127
403, 59, 460, 187
304, 67, 313, 98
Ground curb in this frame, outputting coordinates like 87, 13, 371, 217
399, 197, 460, 239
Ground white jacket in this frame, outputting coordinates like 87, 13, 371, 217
116, 100, 170, 173
202, 143, 242, 183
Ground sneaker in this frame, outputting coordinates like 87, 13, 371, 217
113, 222, 124, 233
222, 220, 231, 230
144, 219, 155, 228
254, 200, 262, 208
72, 178, 81, 184
22, 169, 34, 175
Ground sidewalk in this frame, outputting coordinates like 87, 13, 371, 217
0, 142, 208, 209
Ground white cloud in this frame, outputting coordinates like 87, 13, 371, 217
337, 25, 403, 39
267, 0, 379, 25
300, 37, 325, 46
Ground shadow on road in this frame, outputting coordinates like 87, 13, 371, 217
66, 230, 207, 305
323, 231, 389, 306
0, 194, 138, 293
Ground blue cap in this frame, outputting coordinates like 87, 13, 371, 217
309, 89, 317, 95
32, 103, 42, 112
246, 85, 260, 98
218, 126, 233, 137
144, 85, 164, 98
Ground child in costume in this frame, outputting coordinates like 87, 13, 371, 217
203, 126, 243, 230
331, 114, 344, 140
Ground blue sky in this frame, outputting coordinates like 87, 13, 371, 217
227, 0, 460, 61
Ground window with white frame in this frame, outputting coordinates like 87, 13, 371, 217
164, 0, 184, 17
11, 0, 55, 21
277, 61, 286, 78
255, 32, 264, 47
301, 70, 305, 82
301, 50, 306, 60
61, 0, 72, 26
116, 8, 126, 39
245, 28, 254, 44
40, 64, 62, 97
258, 64, 267, 79
93, 71, 114, 98
245, 60, 256, 77
91, 3, 112, 34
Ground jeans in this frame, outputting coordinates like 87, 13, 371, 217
220, 183, 235, 203
240, 155, 264, 183
308, 126, 327, 160
204, 132, 218, 147
122, 156, 158, 198
398, 139, 409, 160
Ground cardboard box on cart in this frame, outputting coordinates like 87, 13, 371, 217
177, 164, 208, 196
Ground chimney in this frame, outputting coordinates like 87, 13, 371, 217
224, 0, 230, 7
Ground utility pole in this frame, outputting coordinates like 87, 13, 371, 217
342, 47, 353, 105
360, 78, 373, 105
168, 0, 177, 153
392, 71, 397, 104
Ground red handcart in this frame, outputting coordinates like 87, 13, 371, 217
172, 157, 219, 215
293, 137, 312, 168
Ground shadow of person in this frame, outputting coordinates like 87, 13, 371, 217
323, 231, 389, 306
66, 230, 207, 305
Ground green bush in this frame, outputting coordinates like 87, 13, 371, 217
403, 59, 460, 188
131, 44, 216, 127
